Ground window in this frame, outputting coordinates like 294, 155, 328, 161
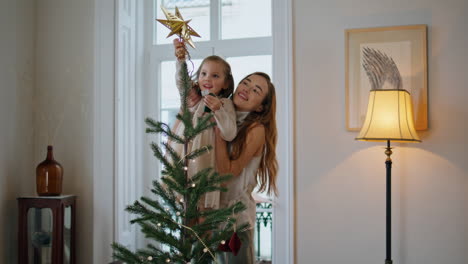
153, 0, 272, 128
109, 0, 292, 262
151, 0, 273, 262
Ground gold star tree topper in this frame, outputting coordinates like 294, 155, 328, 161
156, 6, 201, 49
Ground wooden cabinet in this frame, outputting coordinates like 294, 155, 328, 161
18, 195, 76, 264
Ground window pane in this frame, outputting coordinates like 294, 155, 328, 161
221, 0, 272, 40
155, 0, 210, 45
64, 206, 72, 264
227, 55, 272, 86
160, 59, 202, 128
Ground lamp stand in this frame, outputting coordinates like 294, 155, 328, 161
385, 140, 393, 264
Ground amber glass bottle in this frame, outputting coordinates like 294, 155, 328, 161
36, 145, 63, 196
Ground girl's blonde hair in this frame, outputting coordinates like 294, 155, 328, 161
192, 56, 234, 98
229, 72, 278, 196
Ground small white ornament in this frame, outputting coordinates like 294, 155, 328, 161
221, 240, 226, 245
203, 248, 208, 253
176, 212, 181, 216
157, 223, 161, 227
191, 183, 196, 187
165, 258, 171, 263
179, 198, 184, 203
165, 207, 169, 211
147, 256, 153, 261
183, 166, 188, 171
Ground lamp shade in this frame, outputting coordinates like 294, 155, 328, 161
356, 89, 421, 142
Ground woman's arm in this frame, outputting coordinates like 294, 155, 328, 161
215, 124, 265, 177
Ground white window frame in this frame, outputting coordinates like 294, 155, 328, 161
93, 0, 294, 263
93, 0, 116, 262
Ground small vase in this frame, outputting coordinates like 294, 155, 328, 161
36, 145, 63, 196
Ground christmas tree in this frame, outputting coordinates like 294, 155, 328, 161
111, 55, 247, 263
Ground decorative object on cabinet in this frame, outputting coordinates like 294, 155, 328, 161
36, 145, 63, 196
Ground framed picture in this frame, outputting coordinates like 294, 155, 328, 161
345, 25, 427, 131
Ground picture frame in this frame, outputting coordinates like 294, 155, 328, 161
345, 25, 427, 131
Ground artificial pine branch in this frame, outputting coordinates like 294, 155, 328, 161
145, 118, 185, 144
139, 223, 181, 250
139, 197, 168, 214
185, 145, 213, 160
127, 203, 178, 231
149, 142, 172, 170
112, 243, 144, 263
160, 176, 185, 194
151, 181, 179, 211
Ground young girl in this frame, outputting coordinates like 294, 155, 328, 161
171, 39, 237, 210
215, 72, 278, 263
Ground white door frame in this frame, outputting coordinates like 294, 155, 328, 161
272, 0, 295, 263
93, 0, 115, 262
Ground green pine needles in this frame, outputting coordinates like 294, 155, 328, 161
112, 61, 247, 264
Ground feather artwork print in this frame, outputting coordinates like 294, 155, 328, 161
362, 47, 402, 90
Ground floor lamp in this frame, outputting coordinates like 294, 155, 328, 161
356, 89, 421, 264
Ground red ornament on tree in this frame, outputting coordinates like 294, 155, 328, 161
218, 231, 242, 256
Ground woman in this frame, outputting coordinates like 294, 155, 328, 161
215, 72, 278, 263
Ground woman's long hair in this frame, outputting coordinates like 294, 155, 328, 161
229, 72, 278, 196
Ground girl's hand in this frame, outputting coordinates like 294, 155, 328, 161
173, 39, 186, 61
187, 88, 202, 108
204, 95, 222, 112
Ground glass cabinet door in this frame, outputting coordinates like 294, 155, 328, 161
27, 208, 53, 264
64, 205, 72, 264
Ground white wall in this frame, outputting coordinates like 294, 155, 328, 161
294, 0, 468, 263
35, 0, 95, 263
3, 0, 468, 263
0, 0, 36, 262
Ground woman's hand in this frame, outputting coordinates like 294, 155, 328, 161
204, 94, 222, 112
173, 38, 186, 61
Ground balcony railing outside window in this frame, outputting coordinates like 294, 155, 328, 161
255, 202, 272, 263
